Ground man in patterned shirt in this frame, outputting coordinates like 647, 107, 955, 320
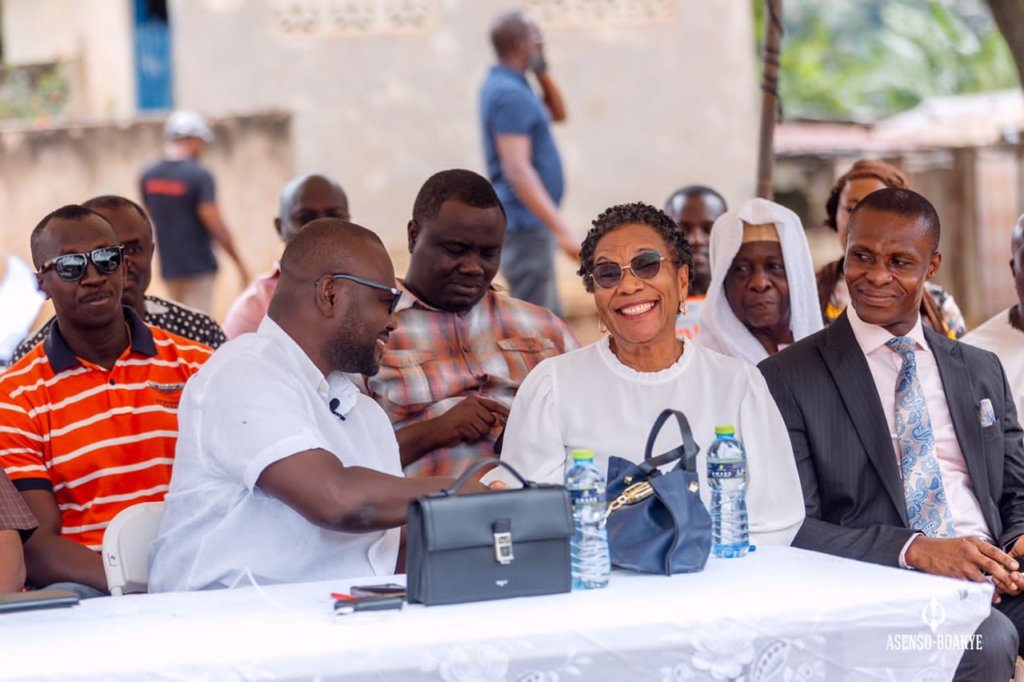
0, 469, 36, 593
12, 195, 225, 363
359, 169, 578, 478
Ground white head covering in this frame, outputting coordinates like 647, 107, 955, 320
697, 197, 822, 365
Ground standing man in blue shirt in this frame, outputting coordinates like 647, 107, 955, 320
479, 12, 579, 318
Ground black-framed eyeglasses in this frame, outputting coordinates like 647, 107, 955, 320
39, 246, 125, 282
323, 273, 402, 315
588, 251, 667, 289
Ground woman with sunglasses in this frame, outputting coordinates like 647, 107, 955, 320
697, 198, 822, 365
486, 202, 804, 548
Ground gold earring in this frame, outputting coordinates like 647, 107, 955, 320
680, 302, 688, 315
598, 318, 607, 334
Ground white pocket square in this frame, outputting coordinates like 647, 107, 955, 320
979, 398, 996, 428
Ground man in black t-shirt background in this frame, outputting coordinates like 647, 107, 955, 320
140, 111, 250, 314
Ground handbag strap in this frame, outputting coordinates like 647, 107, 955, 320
641, 409, 701, 475
438, 459, 536, 496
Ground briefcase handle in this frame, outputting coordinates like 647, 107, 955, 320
641, 409, 701, 476
437, 459, 538, 497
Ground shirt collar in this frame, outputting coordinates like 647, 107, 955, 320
256, 317, 362, 417
395, 280, 424, 313
847, 304, 929, 356
44, 306, 156, 373
326, 371, 360, 417
492, 64, 528, 84
256, 316, 327, 394
396, 279, 494, 316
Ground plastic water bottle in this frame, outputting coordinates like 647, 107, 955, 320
707, 426, 750, 558
565, 449, 610, 589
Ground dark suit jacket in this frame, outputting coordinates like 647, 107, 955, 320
758, 311, 1024, 567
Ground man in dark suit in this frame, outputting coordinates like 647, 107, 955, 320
760, 188, 1024, 680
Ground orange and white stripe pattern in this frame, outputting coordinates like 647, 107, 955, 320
0, 328, 211, 550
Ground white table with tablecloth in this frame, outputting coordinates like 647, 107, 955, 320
0, 546, 992, 681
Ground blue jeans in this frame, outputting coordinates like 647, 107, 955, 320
501, 226, 563, 319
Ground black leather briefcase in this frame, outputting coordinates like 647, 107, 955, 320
406, 460, 573, 606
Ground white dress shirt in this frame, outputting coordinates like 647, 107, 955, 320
149, 317, 402, 592
847, 306, 992, 554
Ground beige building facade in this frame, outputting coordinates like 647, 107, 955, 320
171, 0, 759, 241
169, 0, 760, 311
2, 0, 137, 119
2, 0, 759, 320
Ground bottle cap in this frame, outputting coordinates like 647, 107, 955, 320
571, 449, 595, 461
714, 425, 736, 436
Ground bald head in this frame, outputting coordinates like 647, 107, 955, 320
276, 174, 349, 244
271, 218, 397, 376
664, 186, 726, 224
1013, 214, 1024, 254
277, 218, 382, 285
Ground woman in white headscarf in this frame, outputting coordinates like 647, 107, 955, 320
698, 198, 822, 365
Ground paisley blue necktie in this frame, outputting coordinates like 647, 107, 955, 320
886, 336, 957, 538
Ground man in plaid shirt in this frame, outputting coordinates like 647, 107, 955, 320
0, 469, 37, 593
360, 169, 578, 478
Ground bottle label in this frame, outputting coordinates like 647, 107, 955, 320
570, 488, 603, 506
708, 461, 746, 479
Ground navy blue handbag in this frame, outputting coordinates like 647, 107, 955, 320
605, 409, 712, 575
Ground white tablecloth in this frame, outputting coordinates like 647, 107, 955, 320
0, 547, 991, 681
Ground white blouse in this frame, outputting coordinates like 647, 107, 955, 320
486, 336, 805, 546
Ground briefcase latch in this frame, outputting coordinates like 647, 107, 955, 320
493, 519, 514, 565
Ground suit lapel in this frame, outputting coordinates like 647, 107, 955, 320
820, 314, 909, 525
926, 328, 991, 512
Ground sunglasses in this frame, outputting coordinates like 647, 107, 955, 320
39, 246, 125, 282
589, 251, 668, 289
326, 274, 402, 315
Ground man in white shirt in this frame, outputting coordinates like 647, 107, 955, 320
149, 219, 487, 592
963, 213, 1024, 419
760, 188, 1024, 681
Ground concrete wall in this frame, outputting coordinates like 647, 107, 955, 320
170, 0, 760, 310
1, 0, 137, 118
0, 112, 295, 317
0, 0, 759, 326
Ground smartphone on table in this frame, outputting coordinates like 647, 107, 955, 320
349, 583, 406, 598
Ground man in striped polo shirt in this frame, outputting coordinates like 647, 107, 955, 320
0, 205, 212, 597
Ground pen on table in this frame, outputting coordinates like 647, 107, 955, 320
334, 596, 404, 615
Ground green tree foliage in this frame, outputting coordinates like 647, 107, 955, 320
754, 0, 1018, 120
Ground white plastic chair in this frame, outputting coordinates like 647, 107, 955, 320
101, 502, 164, 596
